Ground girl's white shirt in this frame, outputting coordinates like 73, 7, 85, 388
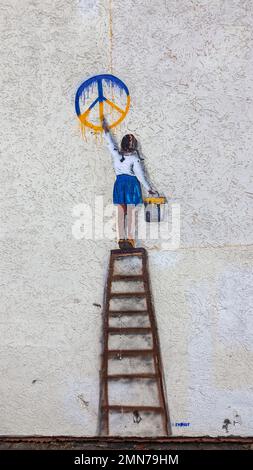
104, 131, 152, 191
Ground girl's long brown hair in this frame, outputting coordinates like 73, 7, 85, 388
120, 134, 138, 162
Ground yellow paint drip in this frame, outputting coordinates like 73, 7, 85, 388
79, 121, 87, 142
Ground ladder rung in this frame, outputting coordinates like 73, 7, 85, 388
104, 405, 164, 413
112, 275, 143, 281
108, 327, 152, 335
111, 248, 145, 258
109, 310, 149, 316
110, 292, 146, 298
107, 349, 154, 357
107, 374, 157, 380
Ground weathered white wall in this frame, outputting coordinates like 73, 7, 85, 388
0, 0, 252, 436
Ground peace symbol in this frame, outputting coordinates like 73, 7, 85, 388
75, 74, 130, 132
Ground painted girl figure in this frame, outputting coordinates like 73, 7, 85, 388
102, 119, 157, 249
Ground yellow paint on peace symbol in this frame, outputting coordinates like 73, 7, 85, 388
79, 95, 130, 132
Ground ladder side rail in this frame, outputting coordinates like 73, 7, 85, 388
142, 250, 171, 436
99, 252, 114, 436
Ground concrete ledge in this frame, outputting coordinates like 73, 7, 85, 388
0, 436, 252, 450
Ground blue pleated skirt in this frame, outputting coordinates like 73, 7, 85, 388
113, 174, 143, 205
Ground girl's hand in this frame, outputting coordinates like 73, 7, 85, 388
148, 189, 158, 195
102, 118, 109, 133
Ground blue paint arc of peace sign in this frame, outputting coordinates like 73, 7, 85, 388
75, 74, 131, 131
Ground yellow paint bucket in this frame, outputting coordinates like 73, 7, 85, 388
143, 196, 167, 222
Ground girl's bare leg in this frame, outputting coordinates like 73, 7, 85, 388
126, 204, 136, 240
117, 204, 126, 239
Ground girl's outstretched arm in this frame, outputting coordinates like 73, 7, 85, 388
102, 119, 121, 160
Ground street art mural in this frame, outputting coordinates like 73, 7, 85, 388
75, 74, 166, 250
75, 73, 170, 436
1, 0, 251, 446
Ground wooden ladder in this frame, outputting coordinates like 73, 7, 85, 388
99, 247, 170, 436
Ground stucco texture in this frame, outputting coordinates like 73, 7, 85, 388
0, 0, 252, 436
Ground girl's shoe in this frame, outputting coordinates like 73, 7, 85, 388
118, 239, 127, 250
127, 238, 135, 248
118, 239, 135, 250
